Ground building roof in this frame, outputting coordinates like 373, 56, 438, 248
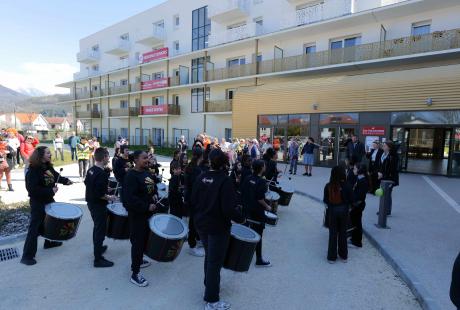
45, 117, 68, 124
11, 113, 40, 124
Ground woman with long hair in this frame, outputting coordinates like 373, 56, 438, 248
21, 146, 73, 266
350, 164, 370, 248
323, 165, 353, 263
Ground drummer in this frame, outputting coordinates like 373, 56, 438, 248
21, 146, 73, 266
192, 149, 245, 310
168, 161, 184, 218
241, 159, 272, 267
84, 147, 117, 268
113, 145, 132, 201
123, 150, 157, 287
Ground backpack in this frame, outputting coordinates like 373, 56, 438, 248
328, 184, 343, 205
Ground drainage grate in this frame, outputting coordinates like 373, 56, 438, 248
0, 247, 20, 262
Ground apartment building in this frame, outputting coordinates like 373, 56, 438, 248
58, 0, 460, 176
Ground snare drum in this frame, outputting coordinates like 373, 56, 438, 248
278, 183, 294, 206
42, 203, 83, 241
265, 191, 280, 214
265, 211, 278, 226
224, 224, 260, 272
106, 202, 129, 240
145, 214, 188, 262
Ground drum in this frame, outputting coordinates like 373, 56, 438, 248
157, 182, 167, 191
145, 214, 188, 262
265, 211, 278, 226
106, 202, 129, 240
42, 203, 83, 241
224, 224, 260, 272
278, 184, 294, 206
108, 177, 118, 189
265, 191, 280, 214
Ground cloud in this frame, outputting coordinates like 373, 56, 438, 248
0, 62, 78, 95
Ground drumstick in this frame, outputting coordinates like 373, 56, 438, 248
113, 182, 120, 197
55, 168, 63, 186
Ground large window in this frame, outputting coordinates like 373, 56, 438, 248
191, 57, 209, 83
412, 21, 431, 36
330, 36, 361, 49
192, 6, 211, 51
174, 128, 190, 146
191, 87, 209, 113
152, 128, 165, 146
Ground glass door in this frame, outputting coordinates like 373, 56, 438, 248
450, 128, 460, 176
392, 127, 410, 171
319, 127, 336, 166
338, 127, 356, 164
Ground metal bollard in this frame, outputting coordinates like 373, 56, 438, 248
376, 180, 394, 229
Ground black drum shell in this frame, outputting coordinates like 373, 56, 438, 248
106, 211, 130, 240
265, 198, 279, 215
155, 197, 170, 214
265, 214, 278, 226
145, 231, 185, 262
108, 178, 118, 189
42, 216, 81, 241
278, 189, 294, 206
223, 235, 257, 272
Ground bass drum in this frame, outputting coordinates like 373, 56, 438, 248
224, 224, 260, 272
42, 203, 83, 241
265, 191, 280, 215
106, 202, 129, 240
277, 182, 294, 206
145, 214, 188, 262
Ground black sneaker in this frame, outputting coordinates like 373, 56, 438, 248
101, 245, 108, 254
130, 273, 149, 287
302, 172, 308, 176
307, 173, 312, 177
140, 259, 151, 268
44, 240, 63, 249
255, 259, 272, 267
20, 257, 37, 266
94, 257, 114, 268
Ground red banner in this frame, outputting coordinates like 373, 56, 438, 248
362, 126, 385, 136
140, 47, 168, 63
141, 105, 168, 115
141, 78, 169, 90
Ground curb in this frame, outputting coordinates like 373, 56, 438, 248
294, 189, 435, 310
0, 232, 27, 246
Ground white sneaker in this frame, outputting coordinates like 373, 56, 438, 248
189, 247, 205, 257
130, 273, 149, 287
204, 301, 231, 310
196, 240, 204, 248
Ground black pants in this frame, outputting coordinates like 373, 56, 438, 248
88, 203, 107, 260
71, 147, 77, 161
16, 147, 21, 165
199, 231, 230, 303
188, 213, 199, 248
327, 205, 348, 261
129, 212, 149, 274
350, 205, 364, 247
248, 222, 264, 261
78, 159, 88, 178
170, 201, 183, 219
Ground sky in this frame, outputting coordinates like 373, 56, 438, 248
0, 0, 167, 95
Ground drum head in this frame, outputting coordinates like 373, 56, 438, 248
109, 177, 117, 182
158, 189, 168, 199
280, 183, 294, 193
149, 214, 187, 240
231, 224, 260, 243
157, 183, 167, 191
107, 202, 128, 216
265, 211, 278, 219
265, 191, 280, 200
45, 203, 83, 219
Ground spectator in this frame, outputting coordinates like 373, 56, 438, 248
88, 136, 100, 167
288, 138, 299, 175
378, 141, 399, 215
77, 137, 91, 180
346, 134, 366, 164
68, 132, 79, 161
16, 131, 24, 166
20, 135, 36, 175
301, 137, 319, 177
6, 130, 20, 168
177, 135, 188, 168
0, 136, 13, 191
53, 133, 64, 161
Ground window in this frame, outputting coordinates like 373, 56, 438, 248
330, 36, 361, 49
155, 21, 164, 29
172, 94, 180, 105
191, 87, 209, 113
173, 41, 180, 53
192, 6, 211, 51
191, 57, 209, 83
120, 79, 128, 86
135, 98, 141, 108
92, 85, 99, 91
226, 89, 235, 100
152, 96, 164, 106
91, 45, 99, 52
412, 21, 431, 36
120, 128, 128, 138
152, 128, 165, 146
120, 33, 129, 41
174, 15, 180, 28
120, 100, 128, 109
153, 72, 164, 80
227, 57, 245, 67
91, 64, 99, 72
225, 128, 232, 141
305, 44, 316, 54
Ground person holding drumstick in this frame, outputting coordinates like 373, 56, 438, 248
241, 159, 272, 267
85, 147, 117, 268
21, 146, 73, 266
123, 150, 157, 287
192, 149, 245, 310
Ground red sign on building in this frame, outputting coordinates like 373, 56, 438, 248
362, 126, 386, 136
140, 47, 169, 63
141, 78, 169, 90
141, 105, 168, 115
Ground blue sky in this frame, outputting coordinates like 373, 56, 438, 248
0, 0, 166, 94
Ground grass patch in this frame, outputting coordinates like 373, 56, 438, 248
51, 150, 77, 167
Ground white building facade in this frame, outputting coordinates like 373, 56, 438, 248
58, 0, 460, 154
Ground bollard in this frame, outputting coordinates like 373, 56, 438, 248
375, 180, 394, 229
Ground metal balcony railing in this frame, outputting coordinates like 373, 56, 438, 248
109, 107, 139, 117
204, 100, 233, 113
110, 85, 130, 95
76, 111, 101, 119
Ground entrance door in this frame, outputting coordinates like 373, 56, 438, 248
451, 128, 460, 176
319, 126, 357, 167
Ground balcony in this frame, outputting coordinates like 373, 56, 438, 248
209, 22, 264, 46
75, 91, 91, 100
109, 107, 140, 118
208, 0, 250, 24
140, 104, 180, 116
136, 27, 166, 46
207, 63, 257, 82
73, 69, 100, 80
105, 39, 131, 55
76, 111, 101, 119
282, 0, 351, 28
110, 85, 130, 95
204, 100, 233, 114
77, 50, 100, 64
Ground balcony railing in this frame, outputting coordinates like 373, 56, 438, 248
109, 107, 140, 117
110, 85, 130, 95
76, 111, 101, 119
209, 22, 264, 46
207, 63, 257, 82
90, 90, 101, 98
105, 39, 131, 55
296, 3, 325, 26
76, 92, 90, 100
77, 50, 100, 64
204, 100, 233, 113
208, 0, 250, 24
136, 26, 166, 46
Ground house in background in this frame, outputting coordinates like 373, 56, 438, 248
45, 117, 71, 131
0, 113, 49, 132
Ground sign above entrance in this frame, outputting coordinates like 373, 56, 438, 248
362, 126, 385, 136
141, 78, 169, 90
141, 105, 168, 115
140, 47, 169, 64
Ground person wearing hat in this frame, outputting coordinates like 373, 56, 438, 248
192, 149, 245, 310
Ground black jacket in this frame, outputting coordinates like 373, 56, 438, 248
241, 174, 268, 224
346, 141, 366, 163
353, 176, 369, 209
85, 165, 110, 206
113, 156, 132, 183
26, 165, 70, 204
379, 152, 399, 186
264, 159, 278, 183
366, 148, 384, 172
123, 169, 157, 214
192, 170, 244, 234
184, 165, 203, 206
169, 174, 184, 208
323, 182, 353, 207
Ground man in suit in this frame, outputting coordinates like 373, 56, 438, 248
346, 134, 366, 164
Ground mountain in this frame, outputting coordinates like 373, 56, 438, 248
0, 84, 29, 103
16, 87, 47, 97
